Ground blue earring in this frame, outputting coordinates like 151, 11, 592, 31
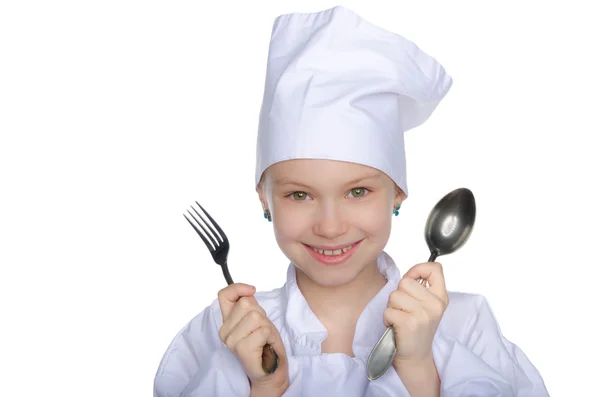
264, 209, 272, 222
393, 204, 401, 216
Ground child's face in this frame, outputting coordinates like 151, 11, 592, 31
257, 159, 405, 288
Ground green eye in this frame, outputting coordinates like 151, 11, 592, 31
349, 188, 367, 198
292, 191, 308, 200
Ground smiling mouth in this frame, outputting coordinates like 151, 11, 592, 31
304, 240, 361, 257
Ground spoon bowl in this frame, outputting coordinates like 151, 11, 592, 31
425, 188, 476, 258
366, 187, 476, 381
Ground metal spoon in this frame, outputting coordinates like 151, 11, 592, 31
366, 187, 476, 380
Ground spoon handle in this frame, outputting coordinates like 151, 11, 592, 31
367, 251, 441, 380
367, 325, 396, 380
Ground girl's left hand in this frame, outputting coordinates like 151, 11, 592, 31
384, 261, 449, 366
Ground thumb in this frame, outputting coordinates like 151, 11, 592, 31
404, 262, 447, 298
218, 283, 256, 321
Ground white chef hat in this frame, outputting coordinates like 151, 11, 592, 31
254, 6, 452, 197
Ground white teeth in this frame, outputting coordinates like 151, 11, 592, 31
312, 244, 353, 256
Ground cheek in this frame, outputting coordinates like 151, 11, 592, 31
272, 203, 308, 241
363, 211, 392, 236
354, 205, 392, 236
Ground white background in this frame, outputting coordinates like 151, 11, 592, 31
1, 1, 598, 396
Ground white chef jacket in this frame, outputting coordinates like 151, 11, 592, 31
154, 252, 549, 396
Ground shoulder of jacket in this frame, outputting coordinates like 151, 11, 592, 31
439, 291, 490, 335
447, 290, 487, 310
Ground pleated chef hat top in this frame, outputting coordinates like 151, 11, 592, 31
255, 6, 453, 197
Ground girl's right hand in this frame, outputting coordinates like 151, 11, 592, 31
217, 283, 290, 396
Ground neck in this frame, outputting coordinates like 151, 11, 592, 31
296, 261, 388, 323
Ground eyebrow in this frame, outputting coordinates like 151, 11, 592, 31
273, 172, 382, 189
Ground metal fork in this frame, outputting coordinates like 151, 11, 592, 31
184, 201, 279, 375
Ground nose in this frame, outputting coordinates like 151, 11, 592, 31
312, 202, 348, 240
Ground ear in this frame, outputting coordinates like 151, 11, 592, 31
394, 187, 407, 207
256, 182, 268, 210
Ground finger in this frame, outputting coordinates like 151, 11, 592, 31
220, 297, 267, 341
248, 324, 287, 369
404, 262, 447, 301
388, 289, 421, 313
383, 306, 412, 329
235, 325, 274, 379
397, 276, 430, 301
232, 315, 285, 359
235, 324, 288, 380
398, 276, 449, 318
224, 310, 269, 351
217, 283, 256, 321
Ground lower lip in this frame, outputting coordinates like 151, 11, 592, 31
304, 240, 363, 266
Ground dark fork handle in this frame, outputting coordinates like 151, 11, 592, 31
223, 262, 279, 374
222, 262, 233, 285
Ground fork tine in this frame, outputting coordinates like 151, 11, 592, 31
188, 207, 220, 248
191, 204, 225, 244
195, 201, 228, 244
185, 210, 218, 250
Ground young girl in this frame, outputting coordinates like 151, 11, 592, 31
154, 6, 548, 396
